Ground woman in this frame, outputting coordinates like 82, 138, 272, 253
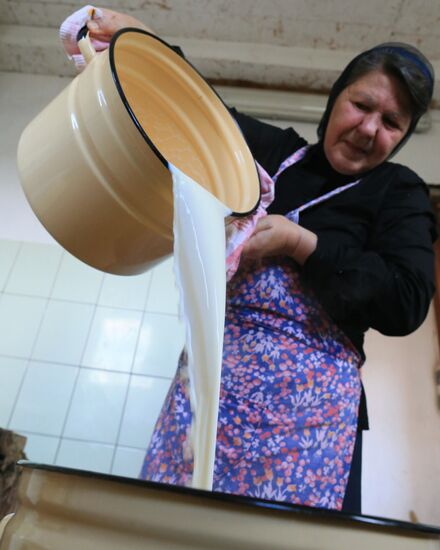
85, 10, 437, 513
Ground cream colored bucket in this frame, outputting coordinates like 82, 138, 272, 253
1, 463, 439, 549
17, 28, 260, 275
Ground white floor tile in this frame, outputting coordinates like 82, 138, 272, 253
20, 432, 59, 465
0, 294, 46, 357
32, 300, 94, 364
0, 240, 20, 290
51, 253, 103, 303
112, 446, 145, 479
146, 258, 180, 315
99, 272, 151, 310
55, 439, 114, 474
133, 313, 184, 377
0, 356, 27, 425
5, 241, 62, 297
63, 369, 130, 444
9, 361, 78, 436
82, 307, 142, 372
118, 375, 171, 449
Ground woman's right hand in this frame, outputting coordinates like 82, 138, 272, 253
86, 8, 155, 42
242, 215, 317, 265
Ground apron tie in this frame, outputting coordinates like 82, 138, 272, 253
225, 145, 361, 281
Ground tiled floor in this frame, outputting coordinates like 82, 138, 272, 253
0, 238, 184, 478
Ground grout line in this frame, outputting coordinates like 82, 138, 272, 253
5, 247, 64, 429
17, 429, 147, 452
0, 352, 174, 380
52, 366, 81, 465
109, 296, 147, 474
53, 271, 107, 464
93, 265, 106, 306
109, 382, 132, 475
143, 270, 154, 311
0, 290, 179, 316
16, 430, 60, 440
1, 241, 22, 292
5, 357, 30, 429
108, 266, 164, 473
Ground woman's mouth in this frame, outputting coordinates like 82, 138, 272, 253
343, 140, 368, 156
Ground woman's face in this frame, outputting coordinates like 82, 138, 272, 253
323, 70, 412, 175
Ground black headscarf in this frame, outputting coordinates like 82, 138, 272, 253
317, 42, 435, 158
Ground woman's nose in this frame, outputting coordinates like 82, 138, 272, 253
359, 114, 379, 137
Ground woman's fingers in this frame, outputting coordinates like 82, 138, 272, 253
86, 8, 151, 40
242, 215, 303, 259
242, 215, 317, 264
244, 216, 291, 258
242, 226, 272, 258
253, 217, 273, 232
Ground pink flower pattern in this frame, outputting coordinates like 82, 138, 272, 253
140, 257, 362, 511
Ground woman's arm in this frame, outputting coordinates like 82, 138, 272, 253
302, 168, 437, 336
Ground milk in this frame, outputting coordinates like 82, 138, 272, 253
170, 164, 231, 491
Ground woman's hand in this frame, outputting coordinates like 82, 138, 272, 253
242, 215, 317, 265
86, 8, 154, 42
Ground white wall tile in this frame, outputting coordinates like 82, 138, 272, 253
0, 294, 46, 357
9, 361, 78, 436
82, 307, 143, 372
118, 375, 171, 449
51, 253, 103, 303
0, 356, 27, 425
99, 272, 151, 310
55, 439, 114, 474
0, 240, 20, 290
133, 313, 184, 378
146, 258, 180, 315
5, 241, 62, 297
63, 369, 130, 444
112, 446, 146, 479
32, 300, 94, 364
20, 432, 59, 464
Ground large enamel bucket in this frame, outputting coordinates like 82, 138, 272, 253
1, 463, 439, 549
16, 29, 260, 275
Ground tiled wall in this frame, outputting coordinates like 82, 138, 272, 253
0, 238, 184, 478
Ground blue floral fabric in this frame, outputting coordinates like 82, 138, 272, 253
140, 257, 361, 510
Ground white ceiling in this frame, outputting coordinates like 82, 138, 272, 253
1, 0, 439, 105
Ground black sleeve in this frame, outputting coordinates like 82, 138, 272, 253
228, 108, 307, 176
302, 166, 437, 336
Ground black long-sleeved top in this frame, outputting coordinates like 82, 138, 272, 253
232, 108, 437, 360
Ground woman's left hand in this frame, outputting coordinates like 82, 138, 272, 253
242, 214, 317, 265
86, 7, 154, 42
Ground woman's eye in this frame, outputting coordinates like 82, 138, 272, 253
384, 117, 400, 130
354, 102, 368, 111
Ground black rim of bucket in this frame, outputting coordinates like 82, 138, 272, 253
107, 27, 261, 217
18, 461, 440, 537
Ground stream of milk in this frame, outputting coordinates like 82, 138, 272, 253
170, 164, 232, 491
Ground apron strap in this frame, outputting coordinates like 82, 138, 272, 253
287, 179, 361, 224
271, 145, 362, 224
272, 145, 310, 183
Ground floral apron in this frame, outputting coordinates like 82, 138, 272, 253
140, 147, 363, 511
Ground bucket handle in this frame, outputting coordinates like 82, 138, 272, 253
77, 25, 96, 64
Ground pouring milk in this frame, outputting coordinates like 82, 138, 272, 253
170, 164, 231, 490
